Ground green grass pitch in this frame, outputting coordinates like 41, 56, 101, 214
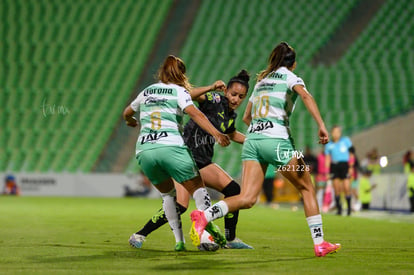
0, 197, 413, 274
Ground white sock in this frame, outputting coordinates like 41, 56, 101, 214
160, 189, 184, 243
193, 188, 211, 210
204, 200, 229, 222
306, 214, 324, 245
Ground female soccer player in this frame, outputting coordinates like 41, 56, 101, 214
325, 126, 353, 216
123, 55, 230, 251
129, 70, 252, 250
191, 42, 341, 257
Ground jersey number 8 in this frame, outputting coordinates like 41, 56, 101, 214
252, 95, 270, 119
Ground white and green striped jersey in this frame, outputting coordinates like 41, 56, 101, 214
130, 82, 194, 155
246, 67, 305, 139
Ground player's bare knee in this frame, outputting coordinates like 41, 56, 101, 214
295, 180, 315, 196
242, 196, 257, 209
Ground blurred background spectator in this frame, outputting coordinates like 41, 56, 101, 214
3, 175, 20, 196
349, 146, 361, 211
262, 165, 276, 206
359, 169, 376, 210
403, 150, 414, 174
407, 163, 414, 213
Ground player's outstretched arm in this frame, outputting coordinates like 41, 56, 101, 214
294, 85, 328, 144
228, 131, 245, 144
190, 80, 226, 102
185, 105, 230, 147
243, 101, 253, 126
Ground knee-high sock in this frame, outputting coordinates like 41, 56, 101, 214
335, 195, 342, 214
160, 189, 183, 243
222, 181, 241, 241
204, 201, 229, 222
193, 188, 211, 210
137, 203, 187, 237
346, 195, 352, 215
306, 214, 324, 245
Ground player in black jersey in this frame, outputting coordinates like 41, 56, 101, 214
129, 70, 252, 249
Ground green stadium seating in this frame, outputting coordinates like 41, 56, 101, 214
174, 0, 413, 177
3, 0, 413, 177
2, 0, 173, 172
173, 0, 357, 176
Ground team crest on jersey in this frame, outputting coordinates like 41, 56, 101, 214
214, 94, 221, 103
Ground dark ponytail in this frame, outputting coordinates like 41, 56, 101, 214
257, 42, 296, 81
227, 69, 250, 91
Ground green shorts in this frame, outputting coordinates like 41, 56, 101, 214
137, 146, 199, 185
241, 138, 296, 168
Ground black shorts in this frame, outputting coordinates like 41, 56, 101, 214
330, 162, 349, 180
189, 145, 214, 170
194, 158, 212, 170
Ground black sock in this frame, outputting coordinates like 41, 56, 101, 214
222, 181, 241, 241
137, 203, 187, 237
335, 196, 342, 215
225, 211, 239, 241
346, 196, 351, 215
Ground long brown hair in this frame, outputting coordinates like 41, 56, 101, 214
157, 55, 192, 90
257, 42, 296, 81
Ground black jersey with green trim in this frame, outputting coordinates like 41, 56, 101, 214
183, 92, 237, 169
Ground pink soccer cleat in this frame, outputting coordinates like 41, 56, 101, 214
314, 241, 341, 257
190, 210, 208, 247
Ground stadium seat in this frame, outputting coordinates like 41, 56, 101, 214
3, 0, 413, 177
2, 0, 173, 172
149, 0, 414, 177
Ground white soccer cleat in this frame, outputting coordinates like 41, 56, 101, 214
197, 230, 219, 252
129, 233, 146, 248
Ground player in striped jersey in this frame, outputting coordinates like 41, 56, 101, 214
129, 70, 253, 250
190, 42, 341, 257
123, 55, 230, 251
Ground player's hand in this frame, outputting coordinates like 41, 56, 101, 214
126, 117, 138, 127
318, 126, 329, 144
215, 133, 230, 147
211, 80, 226, 92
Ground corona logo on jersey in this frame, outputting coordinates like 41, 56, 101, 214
268, 72, 285, 79
143, 88, 173, 96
